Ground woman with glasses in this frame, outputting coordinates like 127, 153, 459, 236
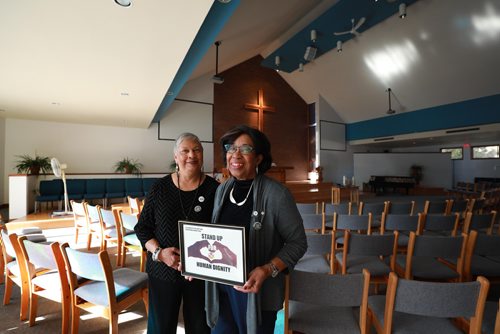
205, 125, 307, 334
135, 132, 219, 334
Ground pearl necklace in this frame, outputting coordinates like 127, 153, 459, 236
229, 181, 254, 206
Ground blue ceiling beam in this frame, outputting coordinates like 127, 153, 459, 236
152, 0, 240, 124
261, 0, 418, 73
347, 93, 500, 141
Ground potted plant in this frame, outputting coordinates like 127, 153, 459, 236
15, 154, 52, 175
114, 157, 143, 175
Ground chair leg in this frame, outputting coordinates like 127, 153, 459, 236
71, 304, 80, 334
116, 242, 122, 267
29, 293, 38, 326
87, 233, 92, 250
110, 312, 119, 334
61, 294, 70, 334
20, 283, 29, 321
74, 227, 79, 244
3, 276, 12, 305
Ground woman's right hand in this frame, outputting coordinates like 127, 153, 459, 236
158, 247, 181, 270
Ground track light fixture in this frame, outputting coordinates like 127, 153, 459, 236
386, 88, 395, 114
310, 29, 317, 43
337, 40, 343, 53
275, 56, 281, 72
399, 3, 407, 19
114, 0, 131, 7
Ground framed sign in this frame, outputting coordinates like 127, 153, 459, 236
178, 221, 246, 286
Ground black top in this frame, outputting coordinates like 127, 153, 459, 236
135, 174, 219, 282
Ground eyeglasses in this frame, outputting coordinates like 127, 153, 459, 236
224, 144, 254, 155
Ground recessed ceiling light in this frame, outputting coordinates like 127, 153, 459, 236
120, 92, 129, 96
114, 0, 131, 7
167, 91, 174, 96
218, 0, 232, 3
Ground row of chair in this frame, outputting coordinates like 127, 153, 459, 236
298, 198, 487, 217
297, 227, 500, 284
35, 177, 159, 211
301, 210, 498, 239
284, 268, 496, 334
70, 199, 146, 272
0, 226, 148, 333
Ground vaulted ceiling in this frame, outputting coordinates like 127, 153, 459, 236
1, 0, 499, 146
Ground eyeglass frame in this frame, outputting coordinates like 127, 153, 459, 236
224, 144, 255, 155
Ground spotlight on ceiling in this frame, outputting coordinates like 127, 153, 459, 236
399, 3, 407, 19
299, 63, 304, 72
218, 0, 232, 3
310, 29, 317, 43
212, 41, 224, 84
337, 41, 343, 53
386, 88, 396, 114
275, 56, 281, 72
304, 46, 317, 61
114, 0, 131, 7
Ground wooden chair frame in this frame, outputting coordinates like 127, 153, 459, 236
60, 243, 148, 334
369, 272, 489, 334
17, 236, 70, 333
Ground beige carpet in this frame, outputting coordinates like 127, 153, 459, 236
0, 227, 186, 334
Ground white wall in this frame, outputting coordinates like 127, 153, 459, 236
0, 117, 5, 204
2, 73, 215, 203
390, 140, 500, 184
317, 94, 354, 184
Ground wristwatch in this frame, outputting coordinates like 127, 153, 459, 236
152, 247, 162, 262
268, 262, 279, 278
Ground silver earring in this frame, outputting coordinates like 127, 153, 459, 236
175, 164, 179, 172
256, 165, 259, 175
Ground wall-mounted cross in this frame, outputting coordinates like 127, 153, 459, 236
244, 89, 276, 132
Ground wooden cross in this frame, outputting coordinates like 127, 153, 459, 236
244, 89, 276, 132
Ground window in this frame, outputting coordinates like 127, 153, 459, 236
471, 145, 500, 159
440, 147, 463, 160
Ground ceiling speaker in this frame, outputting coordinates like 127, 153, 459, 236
304, 46, 317, 61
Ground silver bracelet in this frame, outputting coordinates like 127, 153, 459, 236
152, 247, 162, 262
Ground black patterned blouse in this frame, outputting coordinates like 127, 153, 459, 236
135, 174, 219, 282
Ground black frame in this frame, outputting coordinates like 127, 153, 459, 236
471, 144, 500, 160
440, 147, 463, 160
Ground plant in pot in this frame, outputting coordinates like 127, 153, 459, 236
15, 154, 52, 175
114, 157, 143, 175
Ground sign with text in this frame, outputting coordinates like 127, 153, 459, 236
179, 221, 246, 286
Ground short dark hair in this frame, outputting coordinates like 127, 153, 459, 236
220, 125, 273, 174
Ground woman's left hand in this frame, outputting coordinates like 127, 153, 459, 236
234, 265, 269, 293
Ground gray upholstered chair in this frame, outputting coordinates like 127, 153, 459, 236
394, 231, 467, 282
368, 272, 489, 334
284, 269, 370, 334
421, 213, 460, 236
358, 201, 388, 228
333, 213, 373, 251
17, 237, 70, 333
70, 200, 88, 244
324, 202, 353, 217
84, 203, 104, 250
116, 210, 146, 272
296, 202, 319, 215
423, 200, 449, 214
300, 213, 327, 234
448, 198, 470, 218
482, 299, 500, 334
380, 213, 423, 249
464, 230, 500, 282
98, 206, 121, 265
462, 211, 497, 235
295, 232, 334, 274
60, 243, 148, 334
385, 200, 415, 215
335, 230, 398, 285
